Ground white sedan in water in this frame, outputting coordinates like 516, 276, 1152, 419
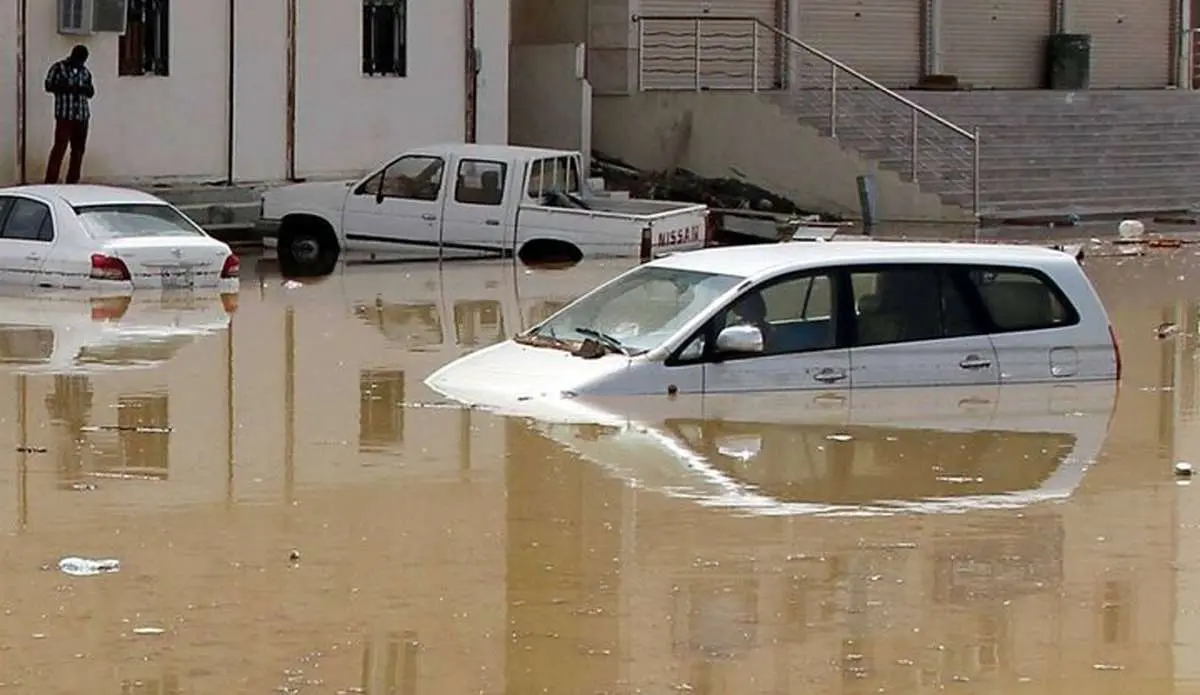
0, 185, 240, 294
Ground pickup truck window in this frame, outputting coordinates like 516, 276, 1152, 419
359, 155, 445, 202
527, 156, 580, 199
455, 159, 506, 206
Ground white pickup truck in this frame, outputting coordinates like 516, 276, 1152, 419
256, 144, 710, 276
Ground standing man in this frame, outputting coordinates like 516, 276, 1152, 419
44, 45, 95, 184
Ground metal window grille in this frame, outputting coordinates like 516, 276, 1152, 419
362, 0, 407, 76
119, 0, 169, 76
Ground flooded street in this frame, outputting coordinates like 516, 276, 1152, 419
2, 248, 1200, 694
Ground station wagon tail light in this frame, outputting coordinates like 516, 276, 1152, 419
221, 253, 240, 279
90, 254, 131, 282
1108, 323, 1122, 380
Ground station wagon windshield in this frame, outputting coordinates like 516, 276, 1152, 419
523, 266, 743, 354
74, 204, 205, 239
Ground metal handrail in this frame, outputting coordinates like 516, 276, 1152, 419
632, 14, 981, 217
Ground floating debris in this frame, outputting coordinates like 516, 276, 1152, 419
825, 434, 853, 442
58, 557, 120, 577
1092, 663, 1125, 671
1176, 461, 1194, 477
131, 627, 165, 636
1156, 322, 1179, 340
15, 446, 46, 454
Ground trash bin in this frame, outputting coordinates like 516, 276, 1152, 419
1046, 33, 1092, 90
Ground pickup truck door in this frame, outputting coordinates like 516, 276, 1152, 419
341, 154, 447, 260
439, 157, 514, 259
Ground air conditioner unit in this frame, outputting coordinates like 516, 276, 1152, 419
58, 0, 129, 35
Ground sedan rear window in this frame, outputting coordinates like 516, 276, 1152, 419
74, 204, 205, 240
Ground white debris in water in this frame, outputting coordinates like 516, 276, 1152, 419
1176, 461, 1194, 477
58, 557, 120, 577
132, 627, 165, 636
826, 434, 853, 442
1093, 663, 1125, 671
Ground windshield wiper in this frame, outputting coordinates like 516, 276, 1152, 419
573, 327, 631, 356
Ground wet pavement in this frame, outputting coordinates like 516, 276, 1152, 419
0, 247, 1199, 693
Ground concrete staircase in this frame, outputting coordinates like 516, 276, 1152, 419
905, 90, 1200, 220
633, 16, 1200, 223
780, 88, 1200, 221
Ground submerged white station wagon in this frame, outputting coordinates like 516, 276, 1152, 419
425, 241, 1121, 406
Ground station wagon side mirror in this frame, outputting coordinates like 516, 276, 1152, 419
715, 324, 764, 355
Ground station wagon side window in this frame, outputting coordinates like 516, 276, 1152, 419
356, 155, 445, 202
526, 156, 581, 199
454, 159, 507, 206
676, 271, 838, 362
848, 266, 981, 346
965, 267, 1079, 332
0, 197, 54, 243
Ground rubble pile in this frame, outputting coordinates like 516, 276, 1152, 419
590, 151, 842, 221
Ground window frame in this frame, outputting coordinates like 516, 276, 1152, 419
353, 154, 446, 202
118, 0, 170, 77
526, 156, 582, 199
962, 264, 1082, 334
840, 263, 992, 348
453, 159, 508, 207
362, 0, 408, 77
0, 196, 56, 243
666, 268, 845, 367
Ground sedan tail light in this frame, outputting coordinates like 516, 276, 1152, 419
90, 254, 131, 282
221, 253, 240, 279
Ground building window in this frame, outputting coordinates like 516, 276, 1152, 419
118, 0, 170, 77
363, 0, 407, 77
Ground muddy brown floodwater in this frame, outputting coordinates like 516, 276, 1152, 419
2, 248, 1200, 694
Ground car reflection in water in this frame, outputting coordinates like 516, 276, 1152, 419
533, 381, 1117, 516
0, 290, 234, 374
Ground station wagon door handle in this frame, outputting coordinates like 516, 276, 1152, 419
812, 367, 847, 383
25, 254, 41, 261
484, 219, 500, 226
421, 213, 438, 221
959, 355, 992, 370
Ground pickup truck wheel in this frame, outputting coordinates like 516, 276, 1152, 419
518, 239, 583, 267
278, 216, 339, 277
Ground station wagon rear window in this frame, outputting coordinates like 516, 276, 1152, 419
74, 204, 205, 239
966, 267, 1078, 332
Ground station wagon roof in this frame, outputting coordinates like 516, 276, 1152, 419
406, 143, 578, 161
0, 184, 169, 207
651, 241, 1076, 279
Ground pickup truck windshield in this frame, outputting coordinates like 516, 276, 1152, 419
524, 266, 743, 354
74, 204, 205, 239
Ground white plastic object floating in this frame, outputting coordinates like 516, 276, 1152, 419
58, 557, 121, 577
1117, 219, 1145, 240
132, 627, 165, 636
1175, 461, 1194, 477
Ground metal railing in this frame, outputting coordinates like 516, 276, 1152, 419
633, 15, 980, 217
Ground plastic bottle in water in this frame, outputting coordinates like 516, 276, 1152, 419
58, 557, 121, 576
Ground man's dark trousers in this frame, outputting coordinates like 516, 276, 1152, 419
45, 118, 89, 184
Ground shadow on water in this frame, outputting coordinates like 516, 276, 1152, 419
0, 251, 1197, 692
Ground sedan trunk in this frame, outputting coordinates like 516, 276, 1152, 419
103, 237, 231, 290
